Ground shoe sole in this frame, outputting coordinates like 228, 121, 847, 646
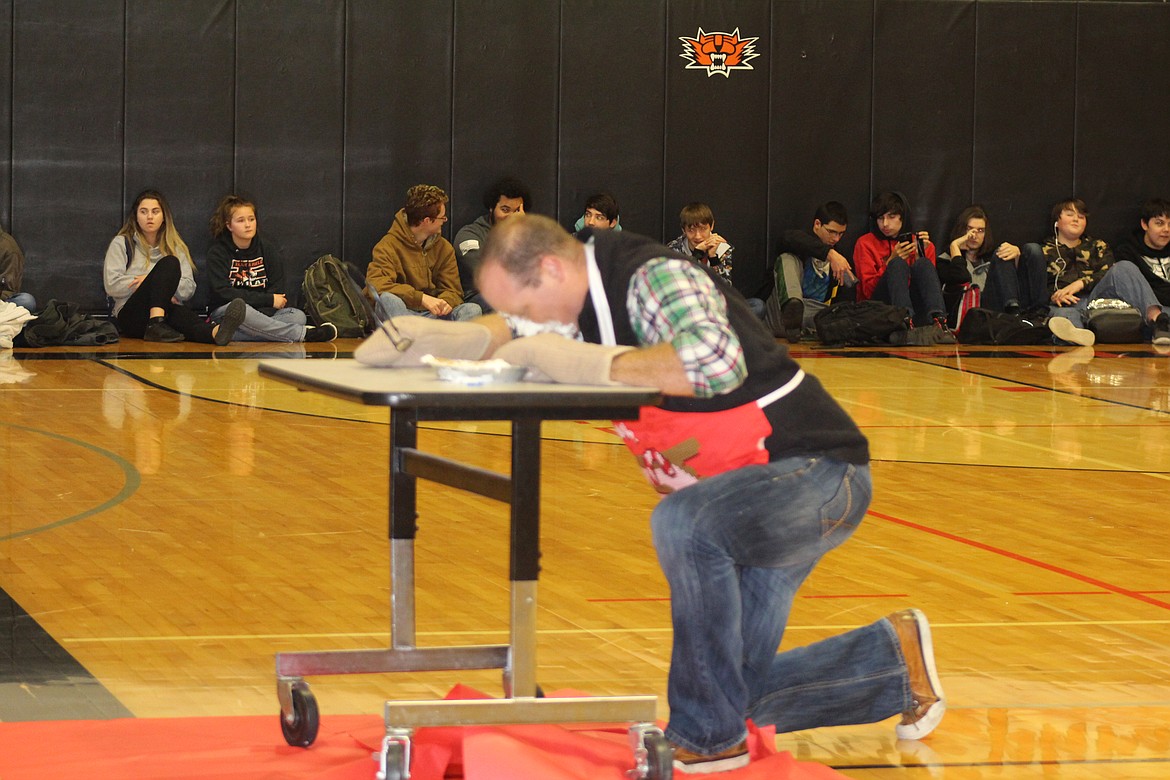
215, 300, 247, 346
1153, 333, 1170, 346
1049, 316, 1095, 346
895, 608, 946, 741
673, 751, 750, 774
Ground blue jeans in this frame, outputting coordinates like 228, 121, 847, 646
210, 302, 307, 342
871, 257, 946, 325
5, 292, 36, 311
651, 456, 908, 754
1047, 261, 1166, 330
984, 250, 1048, 312
376, 291, 482, 321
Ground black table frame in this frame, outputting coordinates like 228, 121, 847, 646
259, 361, 663, 733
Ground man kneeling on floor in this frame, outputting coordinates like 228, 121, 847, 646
354, 216, 945, 774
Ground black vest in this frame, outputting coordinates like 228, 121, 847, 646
577, 229, 869, 465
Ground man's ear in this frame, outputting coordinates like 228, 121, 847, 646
813, 219, 823, 230
539, 253, 564, 282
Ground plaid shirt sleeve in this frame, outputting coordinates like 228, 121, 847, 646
626, 256, 747, 397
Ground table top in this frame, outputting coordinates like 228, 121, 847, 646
258, 359, 661, 418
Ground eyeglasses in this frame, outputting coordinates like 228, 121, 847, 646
430, 214, 448, 223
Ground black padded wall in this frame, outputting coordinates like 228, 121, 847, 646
4, 0, 1170, 312
666, 0, 771, 294
450, 2, 561, 231
974, 1, 1077, 247
11, 1, 124, 308
1, 1, 11, 231
769, 1, 875, 260
125, 1, 235, 309
872, 1, 977, 248
1076, 2, 1170, 245
344, 0, 454, 272
235, 0, 345, 275
558, 0, 667, 239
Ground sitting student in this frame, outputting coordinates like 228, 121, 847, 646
454, 177, 531, 313
666, 202, 765, 319
206, 195, 336, 343
104, 189, 245, 345
1032, 197, 1167, 346
369, 184, 481, 321
1052, 197, 1170, 346
853, 191, 952, 340
938, 205, 1039, 317
573, 191, 622, 234
773, 201, 856, 341
1114, 198, 1170, 310
1, 223, 36, 312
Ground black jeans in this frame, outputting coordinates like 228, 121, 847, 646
115, 255, 215, 343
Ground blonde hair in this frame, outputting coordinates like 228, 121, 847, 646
118, 189, 195, 271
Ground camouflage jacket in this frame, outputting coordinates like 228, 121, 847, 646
1040, 234, 1113, 296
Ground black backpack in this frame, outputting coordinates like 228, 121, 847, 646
300, 255, 376, 338
957, 308, 1050, 345
813, 300, 909, 346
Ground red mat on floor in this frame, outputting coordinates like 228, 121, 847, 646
0, 688, 849, 779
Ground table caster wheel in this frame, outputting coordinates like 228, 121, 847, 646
644, 731, 673, 780
627, 723, 673, 780
377, 733, 412, 780
280, 684, 320, 747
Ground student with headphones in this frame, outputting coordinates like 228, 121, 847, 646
1026, 197, 1169, 346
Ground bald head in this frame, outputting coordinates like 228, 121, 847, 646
476, 214, 589, 326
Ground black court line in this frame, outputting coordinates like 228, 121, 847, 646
0, 585, 132, 721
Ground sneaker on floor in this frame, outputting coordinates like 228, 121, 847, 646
1152, 313, 1170, 347
1048, 316, 1095, 346
143, 319, 184, 343
303, 322, 338, 343
672, 739, 749, 774
887, 608, 946, 740
780, 297, 804, 344
214, 298, 247, 346
931, 317, 957, 345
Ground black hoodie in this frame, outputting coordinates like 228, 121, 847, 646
1114, 230, 1170, 306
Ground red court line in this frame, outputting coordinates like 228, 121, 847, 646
870, 510, 1170, 611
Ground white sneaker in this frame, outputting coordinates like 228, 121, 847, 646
1049, 316, 1095, 346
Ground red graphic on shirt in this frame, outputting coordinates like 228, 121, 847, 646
229, 256, 267, 288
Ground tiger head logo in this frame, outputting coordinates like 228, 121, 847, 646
679, 27, 760, 78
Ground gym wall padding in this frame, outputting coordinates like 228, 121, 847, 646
343, 0, 454, 275
1, 0, 11, 231
3, 0, 1170, 313
10, 1, 124, 308
558, 0, 667, 242
124, 0, 236, 310
450, 2, 561, 238
972, 1, 1078, 246
768, 1, 875, 264
235, 0, 346, 275
1076, 1, 1170, 240
665, 0, 772, 294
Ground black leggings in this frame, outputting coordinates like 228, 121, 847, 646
115, 256, 216, 343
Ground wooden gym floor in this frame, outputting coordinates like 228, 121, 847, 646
2, 337, 1169, 778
